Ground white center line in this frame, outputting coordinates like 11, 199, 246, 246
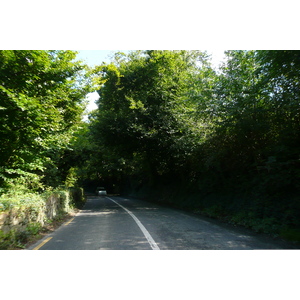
106, 197, 160, 250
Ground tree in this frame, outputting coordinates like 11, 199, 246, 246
256, 50, 300, 158
0, 50, 91, 192
89, 50, 211, 185
199, 51, 272, 174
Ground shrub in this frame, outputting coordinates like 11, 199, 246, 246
0, 187, 85, 249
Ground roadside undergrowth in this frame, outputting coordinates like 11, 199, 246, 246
0, 187, 85, 250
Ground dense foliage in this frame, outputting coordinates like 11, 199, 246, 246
1, 50, 299, 242
80, 51, 211, 184
0, 50, 90, 249
78, 50, 300, 241
0, 50, 91, 193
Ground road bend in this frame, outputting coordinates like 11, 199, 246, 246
28, 195, 297, 250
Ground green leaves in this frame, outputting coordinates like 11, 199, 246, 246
86, 50, 213, 183
48, 50, 300, 235
0, 50, 91, 192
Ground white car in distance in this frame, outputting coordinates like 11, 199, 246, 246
96, 187, 107, 196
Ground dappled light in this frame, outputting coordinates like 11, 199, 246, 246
1, 50, 300, 249
28, 195, 295, 250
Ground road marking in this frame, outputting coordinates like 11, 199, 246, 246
33, 237, 53, 250
64, 217, 75, 226
106, 197, 160, 250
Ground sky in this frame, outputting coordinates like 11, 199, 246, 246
76, 50, 125, 67
76, 50, 226, 69
78, 50, 226, 116
77, 50, 129, 116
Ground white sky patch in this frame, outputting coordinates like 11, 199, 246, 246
82, 91, 99, 121
209, 50, 227, 71
85, 91, 99, 111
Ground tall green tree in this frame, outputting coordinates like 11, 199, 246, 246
76, 50, 300, 236
90, 50, 211, 184
0, 50, 91, 192
256, 50, 300, 159
200, 51, 271, 174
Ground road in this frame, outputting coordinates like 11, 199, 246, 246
28, 195, 297, 250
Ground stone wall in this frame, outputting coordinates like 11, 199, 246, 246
0, 188, 85, 241
0, 206, 45, 235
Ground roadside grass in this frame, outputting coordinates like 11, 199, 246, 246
0, 188, 85, 250
0, 211, 78, 250
279, 228, 300, 243
199, 206, 300, 244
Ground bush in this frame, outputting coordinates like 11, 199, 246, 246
0, 187, 85, 249
0, 193, 45, 212
0, 229, 26, 250
69, 187, 86, 208
279, 228, 300, 243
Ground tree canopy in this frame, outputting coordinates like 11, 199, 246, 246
78, 50, 300, 187
72, 50, 300, 238
1, 50, 300, 239
0, 50, 92, 192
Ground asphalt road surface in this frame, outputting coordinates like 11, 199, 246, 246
28, 195, 297, 250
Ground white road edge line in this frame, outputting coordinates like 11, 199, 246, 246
106, 197, 160, 250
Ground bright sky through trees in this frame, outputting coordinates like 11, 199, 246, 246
76, 50, 226, 68
77, 50, 226, 115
